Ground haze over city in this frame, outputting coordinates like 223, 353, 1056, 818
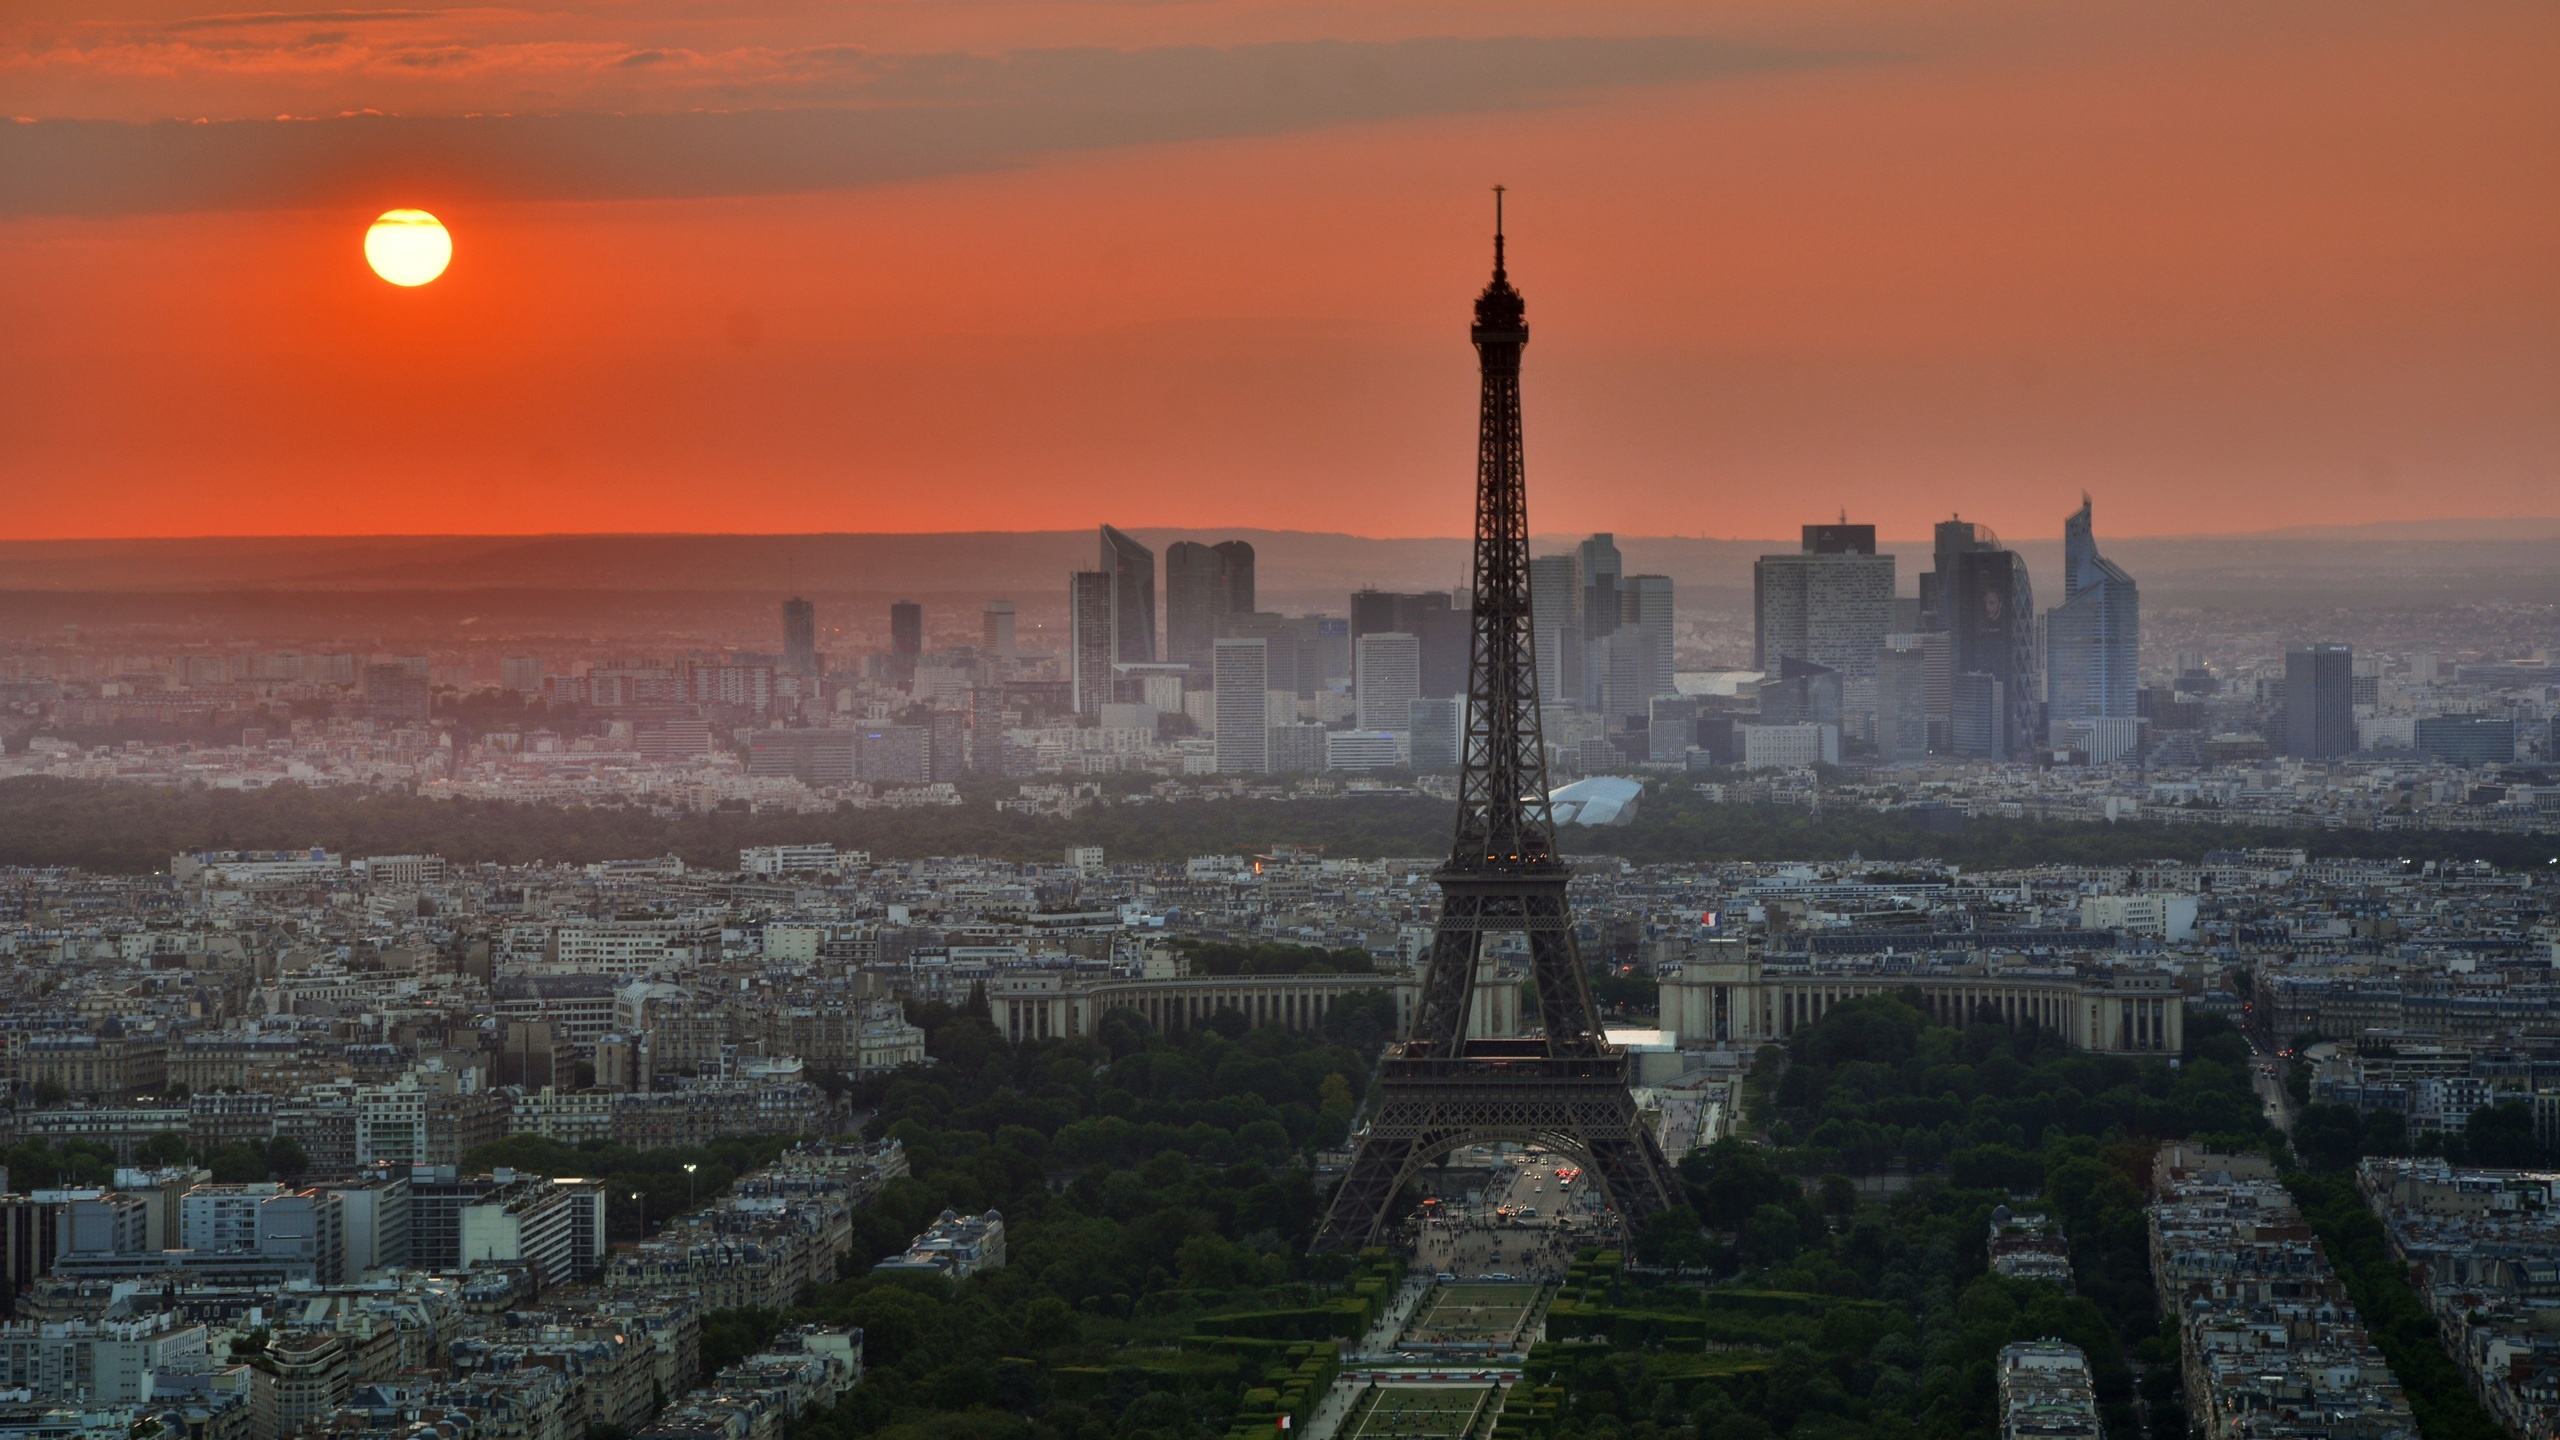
1, 6, 2558, 1440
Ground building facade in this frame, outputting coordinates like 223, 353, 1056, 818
1658, 954, 2182, 1054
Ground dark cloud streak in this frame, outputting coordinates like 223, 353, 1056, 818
0, 35, 1854, 216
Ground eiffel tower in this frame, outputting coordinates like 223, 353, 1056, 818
1313, 194, 1683, 1253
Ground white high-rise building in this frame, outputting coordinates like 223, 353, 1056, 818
1355, 632, 1422, 732
1213, 638, 1269, 773
982, 601, 1017, 658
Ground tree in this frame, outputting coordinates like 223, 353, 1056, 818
136, 1132, 195, 1167
1741, 1203, 1803, 1268
2291, 1104, 2365, 1171
2363, 1109, 2408, 1155
1637, 1204, 1716, 1268
30, 1079, 68, 1107
206, 1143, 269, 1184
2460, 1101, 2543, 1167
264, 1135, 310, 1178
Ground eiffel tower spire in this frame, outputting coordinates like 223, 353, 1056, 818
1312, 197, 1683, 1254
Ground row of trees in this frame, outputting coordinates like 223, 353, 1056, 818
5, 1133, 309, 1189
2293, 1095, 2558, 1172
1757, 990, 2271, 1176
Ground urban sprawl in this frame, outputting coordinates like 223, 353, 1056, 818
0, 820, 2551, 1435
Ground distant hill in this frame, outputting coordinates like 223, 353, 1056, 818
1, 523, 2554, 608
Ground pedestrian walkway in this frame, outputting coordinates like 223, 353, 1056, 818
1353, 1274, 1433, 1359
1300, 1373, 1365, 1440
1312, 1280, 1433, 1440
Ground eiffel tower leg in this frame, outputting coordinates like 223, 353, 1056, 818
1314, 1132, 1417, 1252
1583, 1123, 1680, 1241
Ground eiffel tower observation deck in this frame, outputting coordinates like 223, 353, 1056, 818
1312, 195, 1684, 1253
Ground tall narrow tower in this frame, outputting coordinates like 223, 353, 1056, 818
1313, 197, 1683, 1253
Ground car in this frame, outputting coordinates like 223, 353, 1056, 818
1435, 1272, 1457, 1283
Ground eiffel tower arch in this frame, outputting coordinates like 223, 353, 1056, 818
1313, 196, 1684, 1253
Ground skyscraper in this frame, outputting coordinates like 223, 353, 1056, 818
1068, 572, 1114, 715
782, 598, 817, 676
1099, 525, 1157, 665
1212, 637, 1269, 773
1949, 547, 2037, 759
1876, 634, 1946, 762
1355, 632, 1422, 731
981, 600, 1016, 658
1409, 697, 1462, 770
1156, 538, 1252, 669
1578, 533, 1623, 644
1351, 590, 1467, 698
1922, 516, 1993, 631
1801, 521, 1875, 555
1624, 574, 1674, 705
1164, 542, 1226, 670
1588, 631, 1654, 723
1950, 671, 2005, 758
888, 601, 922, 681
2044, 498, 2140, 748
2285, 643, 2355, 758
1754, 523, 1893, 733
1528, 552, 1582, 712
1213, 540, 1255, 615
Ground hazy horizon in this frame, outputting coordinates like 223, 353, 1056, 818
9, 514, 2560, 547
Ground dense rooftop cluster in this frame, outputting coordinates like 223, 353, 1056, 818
2149, 1145, 2415, 1440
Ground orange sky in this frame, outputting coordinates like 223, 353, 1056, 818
2, 0, 2555, 542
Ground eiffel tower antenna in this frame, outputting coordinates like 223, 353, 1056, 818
1313, 195, 1684, 1254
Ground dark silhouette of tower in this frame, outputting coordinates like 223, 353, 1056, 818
888, 600, 922, 681
1312, 196, 1682, 1253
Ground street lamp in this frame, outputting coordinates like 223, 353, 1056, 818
683, 1162, 698, 1211
631, 1190, 647, 1237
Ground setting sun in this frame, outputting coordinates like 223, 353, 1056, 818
364, 209, 451, 286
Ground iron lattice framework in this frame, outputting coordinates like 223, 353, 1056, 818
1313, 199, 1683, 1253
